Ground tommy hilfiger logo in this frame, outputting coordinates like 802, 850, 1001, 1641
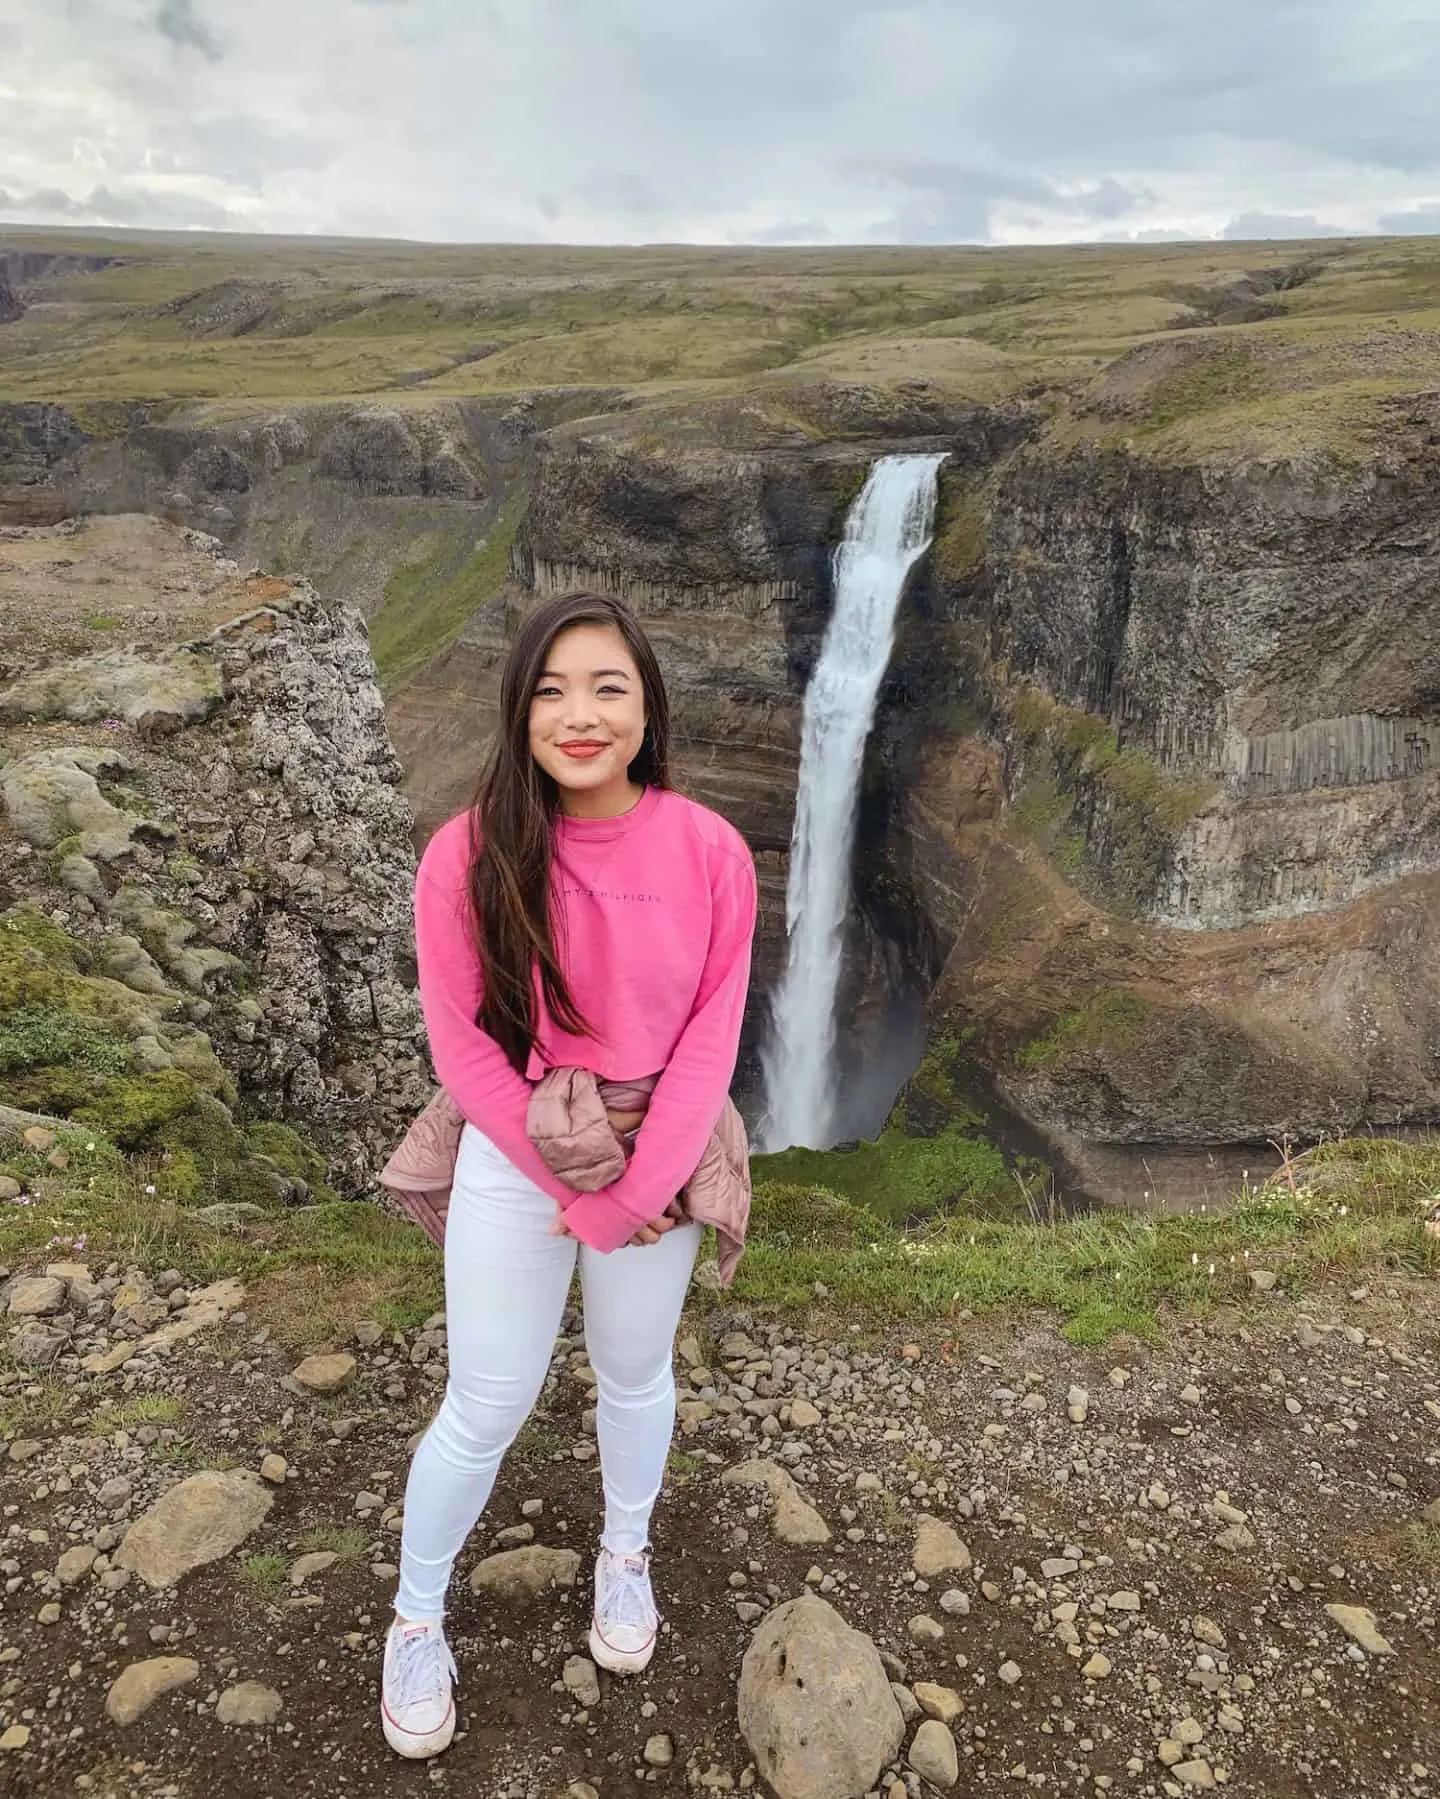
563, 886, 662, 904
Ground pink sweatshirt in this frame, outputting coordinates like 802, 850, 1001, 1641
413, 784, 758, 1254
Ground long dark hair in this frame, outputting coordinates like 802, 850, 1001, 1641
469, 591, 672, 1073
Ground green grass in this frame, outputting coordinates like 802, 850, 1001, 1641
1015, 990, 1154, 1073
367, 493, 525, 693
238, 1553, 288, 1601
3, 1111, 1436, 1353
296, 1525, 370, 1563
88, 1394, 185, 1434
752, 1128, 1017, 1226
735, 1159, 1438, 1343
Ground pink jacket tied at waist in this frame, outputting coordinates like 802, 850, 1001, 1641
379, 1068, 751, 1285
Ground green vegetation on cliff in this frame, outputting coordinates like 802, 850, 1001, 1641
368, 494, 524, 692
1008, 684, 1215, 911
0, 905, 335, 1214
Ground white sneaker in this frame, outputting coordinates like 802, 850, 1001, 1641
381, 1618, 457, 1758
590, 1548, 659, 1674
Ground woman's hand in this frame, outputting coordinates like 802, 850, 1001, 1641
625, 1205, 683, 1248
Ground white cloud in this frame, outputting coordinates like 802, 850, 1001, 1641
0, 1, 1437, 244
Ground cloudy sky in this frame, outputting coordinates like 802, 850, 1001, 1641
1, 0, 1438, 245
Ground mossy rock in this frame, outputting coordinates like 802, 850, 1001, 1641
0, 646, 223, 728
0, 747, 169, 860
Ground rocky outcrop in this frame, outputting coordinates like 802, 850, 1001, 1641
0, 519, 428, 1188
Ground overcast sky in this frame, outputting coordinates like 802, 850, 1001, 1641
2, 0, 1438, 245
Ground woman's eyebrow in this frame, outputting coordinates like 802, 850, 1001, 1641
538, 668, 632, 680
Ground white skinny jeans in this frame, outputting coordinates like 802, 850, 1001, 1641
395, 1124, 701, 1621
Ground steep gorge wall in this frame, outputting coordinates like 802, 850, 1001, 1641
872, 439, 1440, 1169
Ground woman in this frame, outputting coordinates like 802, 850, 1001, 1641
382, 591, 758, 1759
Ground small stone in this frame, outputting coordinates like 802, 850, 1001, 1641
1173, 1759, 1215, 1788
643, 1734, 675, 1768
1107, 1590, 1142, 1612
908, 1719, 959, 1789
56, 1545, 98, 1586
0, 1176, 20, 1201
1180, 1384, 1202, 1405
1147, 1483, 1172, 1510
789, 1399, 822, 1429
938, 1588, 970, 1616
908, 1614, 945, 1645
998, 1660, 1022, 1685
106, 1656, 201, 1725
1, 1724, 31, 1751
1191, 1616, 1227, 1649
259, 1454, 288, 1484
96, 1476, 133, 1509
289, 1552, 338, 1586
216, 1681, 283, 1726
563, 1655, 601, 1711
7, 1439, 42, 1464
292, 1352, 356, 1393
469, 1544, 581, 1603
913, 1681, 964, 1724
1173, 1718, 1205, 1747
38, 1602, 61, 1624
116, 1470, 273, 1588
1248, 1270, 1277, 1292
912, 1514, 971, 1578
1082, 1653, 1112, 1680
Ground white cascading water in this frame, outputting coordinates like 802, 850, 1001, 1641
759, 452, 948, 1151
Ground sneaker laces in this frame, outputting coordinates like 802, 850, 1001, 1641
389, 1625, 457, 1712
598, 1553, 655, 1632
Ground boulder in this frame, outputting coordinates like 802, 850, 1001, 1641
116, 1470, 274, 1588
738, 1596, 904, 1799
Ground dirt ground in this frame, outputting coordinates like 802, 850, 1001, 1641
2, 1260, 1437, 1799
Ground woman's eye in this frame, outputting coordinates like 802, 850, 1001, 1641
534, 686, 561, 699
599, 684, 627, 696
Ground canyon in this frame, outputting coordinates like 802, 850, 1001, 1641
4, 233, 1440, 1206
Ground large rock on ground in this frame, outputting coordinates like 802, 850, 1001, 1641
738, 1596, 904, 1799
721, 1459, 831, 1546
470, 1544, 581, 1604
115, 1469, 273, 1588
105, 1656, 200, 1725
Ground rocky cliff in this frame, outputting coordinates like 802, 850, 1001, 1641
7, 380, 1440, 1197
0, 515, 429, 1193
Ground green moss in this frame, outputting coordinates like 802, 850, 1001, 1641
72, 1069, 200, 1148
1015, 990, 1153, 1072
748, 1181, 887, 1250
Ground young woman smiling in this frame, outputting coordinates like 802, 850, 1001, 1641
381, 591, 758, 1758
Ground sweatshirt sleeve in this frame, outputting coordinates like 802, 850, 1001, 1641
413, 849, 580, 1209
561, 842, 758, 1253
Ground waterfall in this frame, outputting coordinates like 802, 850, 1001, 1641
759, 452, 947, 1151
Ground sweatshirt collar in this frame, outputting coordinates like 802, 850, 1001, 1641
554, 783, 661, 845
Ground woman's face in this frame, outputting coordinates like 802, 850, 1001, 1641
528, 621, 648, 817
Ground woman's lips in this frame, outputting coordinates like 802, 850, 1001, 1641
559, 742, 607, 760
